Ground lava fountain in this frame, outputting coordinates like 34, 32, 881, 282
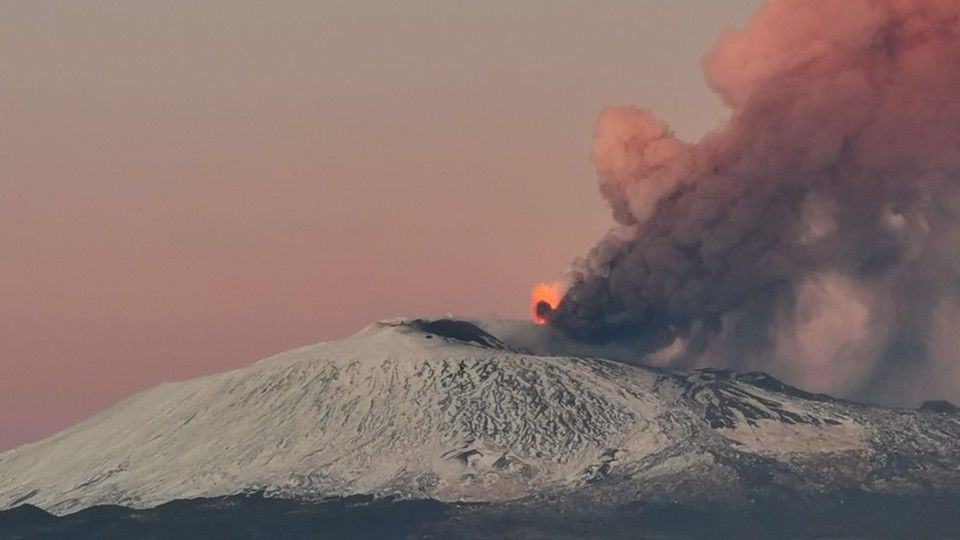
531, 282, 563, 325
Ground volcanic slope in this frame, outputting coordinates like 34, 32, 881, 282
1, 319, 958, 515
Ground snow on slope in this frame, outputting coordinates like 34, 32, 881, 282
1, 319, 958, 515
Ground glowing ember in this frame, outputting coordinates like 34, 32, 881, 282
531, 282, 562, 325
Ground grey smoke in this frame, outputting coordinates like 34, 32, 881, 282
545, 0, 960, 405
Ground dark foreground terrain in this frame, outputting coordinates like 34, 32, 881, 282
2, 492, 960, 540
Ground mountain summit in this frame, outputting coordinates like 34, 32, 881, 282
1, 319, 958, 515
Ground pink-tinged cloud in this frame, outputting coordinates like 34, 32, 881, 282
550, 0, 960, 404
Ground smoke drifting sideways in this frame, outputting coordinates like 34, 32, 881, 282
545, 0, 960, 406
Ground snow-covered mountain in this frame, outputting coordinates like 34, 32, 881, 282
1, 318, 958, 515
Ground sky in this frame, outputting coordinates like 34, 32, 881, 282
0, 0, 763, 451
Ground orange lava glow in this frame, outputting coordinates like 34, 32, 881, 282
531, 282, 563, 325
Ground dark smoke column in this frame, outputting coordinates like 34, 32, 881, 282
552, 0, 960, 405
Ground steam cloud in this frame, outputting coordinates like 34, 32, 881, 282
548, 0, 960, 405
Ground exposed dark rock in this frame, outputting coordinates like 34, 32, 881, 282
920, 400, 960, 414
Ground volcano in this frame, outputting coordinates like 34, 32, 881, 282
1, 318, 959, 525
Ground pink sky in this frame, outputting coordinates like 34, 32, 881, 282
0, 1, 761, 450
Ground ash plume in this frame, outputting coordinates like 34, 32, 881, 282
548, 0, 960, 405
